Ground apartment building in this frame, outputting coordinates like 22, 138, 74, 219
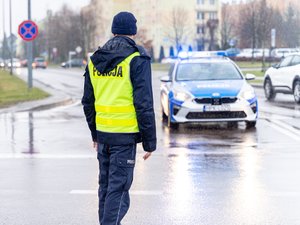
82, 0, 221, 59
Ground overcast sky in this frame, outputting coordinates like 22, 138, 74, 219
0, 0, 90, 36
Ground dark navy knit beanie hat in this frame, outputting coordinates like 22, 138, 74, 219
111, 12, 137, 35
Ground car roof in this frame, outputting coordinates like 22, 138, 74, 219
178, 57, 231, 64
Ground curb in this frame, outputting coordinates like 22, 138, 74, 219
0, 97, 74, 114
19, 98, 74, 112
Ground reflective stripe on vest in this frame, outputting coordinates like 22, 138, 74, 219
89, 52, 140, 133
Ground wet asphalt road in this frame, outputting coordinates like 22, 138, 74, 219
0, 68, 300, 225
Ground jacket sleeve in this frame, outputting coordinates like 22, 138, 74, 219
130, 56, 157, 152
81, 66, 97, 141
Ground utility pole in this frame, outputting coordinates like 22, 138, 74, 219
2, 0, 5, 60
9, 0, 13, 75
27, 0, 33, 89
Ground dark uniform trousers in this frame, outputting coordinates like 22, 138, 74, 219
97, 143, 136, 225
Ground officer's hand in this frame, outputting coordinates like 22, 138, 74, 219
143, 152, 152, 160
93, 142, 98, 150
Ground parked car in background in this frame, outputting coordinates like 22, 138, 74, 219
61, 58, 86, 68
161, 57, 178, 64
264, 53, 300, 103
236, 48, 270, 61
20, 59, 28, 67
0, 58, 5, 68
225, 48, 241, 58
271, 48, 298, 59
160, 51, 258, 129
6, 58, 21, 68
32, 57, 47, 69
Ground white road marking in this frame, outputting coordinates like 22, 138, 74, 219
265, 119, 300, 142
269, 191, 300, 197
70, 190, 163, 196
0, 154, 95, 159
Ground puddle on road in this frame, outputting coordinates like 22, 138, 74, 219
161, 122, 259, 151
0, 107, 86, 155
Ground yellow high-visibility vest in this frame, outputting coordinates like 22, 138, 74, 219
88, 52, 140, 133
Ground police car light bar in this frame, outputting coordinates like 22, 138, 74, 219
178, 51, 228, 59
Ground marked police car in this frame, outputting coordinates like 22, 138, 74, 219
160, 51, 258, 129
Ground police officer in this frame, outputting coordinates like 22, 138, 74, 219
82, 11, 156, 225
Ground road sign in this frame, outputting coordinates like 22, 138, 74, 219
76, 46, 82, 53
18, 20, 38, 41
271, 28, 276, 48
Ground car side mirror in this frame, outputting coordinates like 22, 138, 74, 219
160, 76, 171, 82
272, 63, 279, 69
245, 73, 256, 80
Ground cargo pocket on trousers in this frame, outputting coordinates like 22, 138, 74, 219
116, 157, 135, 191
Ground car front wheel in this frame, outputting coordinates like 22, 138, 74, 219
293, 80, 300, 104
264, 78, 276, 101
246, 121, 256, 129
167, 103, 179, 129
161, 104, 167, 121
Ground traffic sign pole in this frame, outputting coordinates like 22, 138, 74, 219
9, 0, 12, 75
28, 0, 33, 89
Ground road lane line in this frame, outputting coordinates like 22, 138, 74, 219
264, 119, 300, 142
70, 190, 163, 196
269, 191, 300, 197
0, 154, 95, 159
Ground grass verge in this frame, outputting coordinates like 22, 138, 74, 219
0, 70, 49, 108
243, 70, 264, 77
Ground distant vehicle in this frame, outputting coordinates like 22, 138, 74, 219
0, 58, 5, 68
61, 58, 86, 68
264, 53, 300, 103
160, 51, 258, 129
225, 48, 241, 58
6, 58, 21, 68
237, 48, 269, 61
271, 48, 298, 59
32, 57, 47, 69
20, 59, 28, 67
161, 57, 178, 64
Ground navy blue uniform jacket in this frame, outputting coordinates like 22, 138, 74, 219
82, 36, 156, 152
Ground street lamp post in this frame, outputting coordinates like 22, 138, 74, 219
27, 0, 33, 89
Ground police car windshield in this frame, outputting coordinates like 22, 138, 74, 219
176, 62, 243, 81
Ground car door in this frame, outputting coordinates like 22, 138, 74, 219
271, 55, 293, 87
289, 55, 300, 88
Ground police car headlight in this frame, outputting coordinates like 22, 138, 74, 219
173, 91, 192, 102
240, 90, 255, 100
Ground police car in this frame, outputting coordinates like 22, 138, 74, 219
160, 51, 258, 129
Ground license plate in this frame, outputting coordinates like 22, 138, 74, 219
203, 104, 231, 112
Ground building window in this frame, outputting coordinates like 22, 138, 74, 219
197, 0, 205, 5
197, 12, 205, 20
197, 25, 205, 34
209, 0, 215, 5
209, 12, 217, 19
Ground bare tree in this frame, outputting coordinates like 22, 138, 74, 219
135, 28, 153, 53
256, 0, 273, 68
221, 3, 234, 49
238, 1, 259, 60
80, 5, 98, 57
207, 19, 219, 51
165, 7, 189, 51
283, 3, 300, 48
